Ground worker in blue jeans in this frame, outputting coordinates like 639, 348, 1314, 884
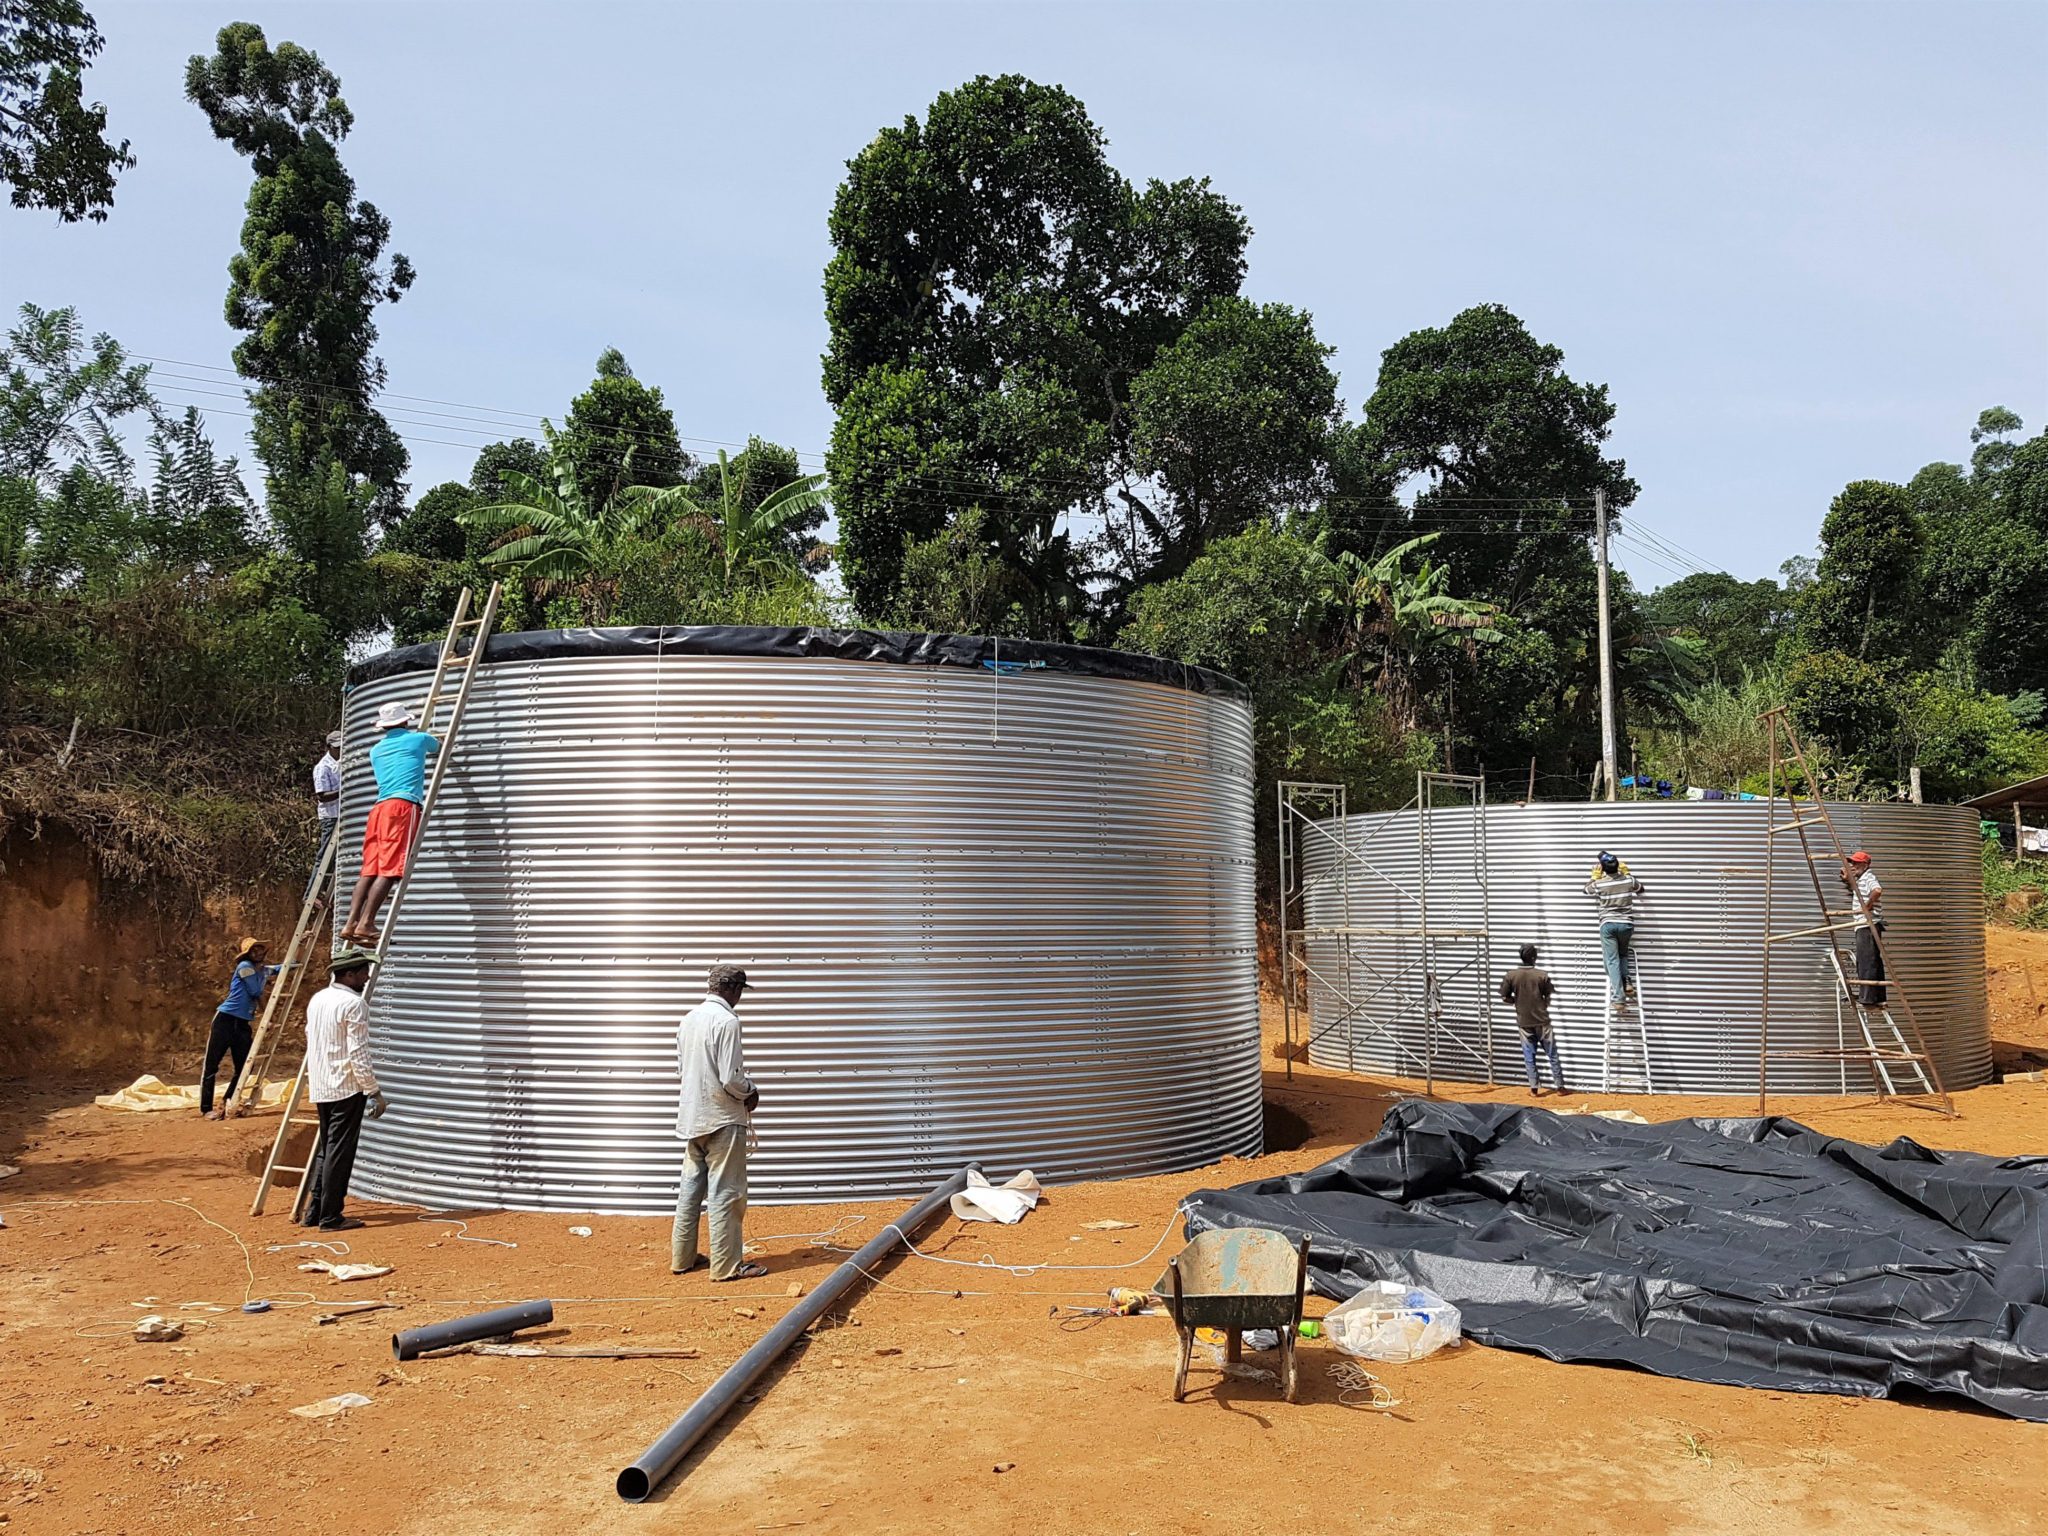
1583, 852, 1646, 1009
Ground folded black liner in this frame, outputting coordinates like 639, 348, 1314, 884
1186, 1101, 2048, 1419
348, 624, 1244, 700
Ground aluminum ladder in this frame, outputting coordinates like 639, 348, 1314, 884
1598, 964, 1655, 1093
250, 582, 503, 1217
1756, 707, 1951, 1115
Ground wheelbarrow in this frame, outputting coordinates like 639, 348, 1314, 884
1157, 1227, 1312, 1403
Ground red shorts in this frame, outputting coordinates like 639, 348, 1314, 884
361, 798, 421, 878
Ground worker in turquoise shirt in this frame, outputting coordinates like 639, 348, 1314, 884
338, 701, 440, 947
200, 936, 280, 1120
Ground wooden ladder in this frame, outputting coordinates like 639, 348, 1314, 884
229, 831, 339, 1116
1757, 707, 1952, 1115
250, 582, 503, 1216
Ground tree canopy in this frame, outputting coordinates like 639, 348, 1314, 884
0, 1, 131, 222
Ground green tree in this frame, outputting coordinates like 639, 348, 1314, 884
186, 23, 413, 514
0, 300, 156, 481
1334, 533, 1503, 733
1793, 479, 1924, 663
1355, 303, 1635, 774
1119, 297, 1341, 590
1915, 411, 2048, 695
627, 448, 829, 589
1641, 570, 1792, 680
823, 74, 1249, 629
469, 438, 549, 501
887, 508, 1031, 634
458, 426, 658, 624
138, 407, 255, 571
556, 349, 687, 510
1119, 520, 1424, 820
0, 1, 131, 222
694, 436, 822, 567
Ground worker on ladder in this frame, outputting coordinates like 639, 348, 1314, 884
338, 702, 439, 948
307, 730, 343, 911
1841, 850, 1885, 1006
1583, 851, 1646, 1010
200, 936, 279, 1120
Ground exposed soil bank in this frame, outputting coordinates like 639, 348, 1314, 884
0, 825, 299, 1075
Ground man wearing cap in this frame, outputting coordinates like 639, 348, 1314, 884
299, 947, 389, 1232
673, 964, 764, 1282
1841, 850, 1886, 1007
307, 730, 343, 908
1583, 851, 1646, 1008
199, 938, 280, 1120
337, 702, 439, 947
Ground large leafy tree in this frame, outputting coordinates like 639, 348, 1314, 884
0, 1, 131, 222
186, 23, 413, 515
1641, 570, 1792, 680
1119, 297, 1341, 592
1355, 303, 1636, 773
556, 349, 687, 510
823, 74, 1249, 631
1915, 409, 2048, 694
1793, 479, 1925, 664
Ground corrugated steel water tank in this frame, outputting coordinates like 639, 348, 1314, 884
336, 628, 1260, 1210
1302, 801, 1990, 1095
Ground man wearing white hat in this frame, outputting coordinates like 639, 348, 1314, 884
337, 701, 439, 947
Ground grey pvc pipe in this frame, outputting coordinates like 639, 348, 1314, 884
392, 1298, 554, 1361
616, 1165, 976, 1502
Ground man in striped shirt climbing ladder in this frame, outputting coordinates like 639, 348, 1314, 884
1583, 851, 1646, 1010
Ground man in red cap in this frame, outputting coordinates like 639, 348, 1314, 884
1840, 850, 1886, 1007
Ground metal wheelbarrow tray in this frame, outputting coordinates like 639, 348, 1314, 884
1157, 1227, 1311, 1402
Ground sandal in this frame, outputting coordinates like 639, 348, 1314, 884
712, 1262, 768, 1282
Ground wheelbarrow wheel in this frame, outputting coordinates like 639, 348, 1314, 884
1174, 1325, 1192, 1403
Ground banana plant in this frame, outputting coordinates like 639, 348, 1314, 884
624, 449, 829, 589
1337, 532, 1505, 730
458, 423, 656, 623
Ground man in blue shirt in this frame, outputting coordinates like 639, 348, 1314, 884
338, 701, 439, 948
201, 936, 279, 1120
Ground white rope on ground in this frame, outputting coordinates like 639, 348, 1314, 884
1327, 1359, 1401, 1410
745, 1214, 870, 1255
6, 1197, 319, 1309
417, 1215, 518, 1248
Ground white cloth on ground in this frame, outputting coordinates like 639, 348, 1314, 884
949, 1168, 1044, 1224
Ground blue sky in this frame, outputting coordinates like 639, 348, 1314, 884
9, 0, 2044, 587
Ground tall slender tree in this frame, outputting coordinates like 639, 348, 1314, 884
185, 22, 413, 515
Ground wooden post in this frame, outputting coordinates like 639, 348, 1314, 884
1526, 755, 1537, 805
1908, 765, 1922, 805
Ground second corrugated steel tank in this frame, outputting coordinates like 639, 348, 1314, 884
1302, 800, 1990, 1093
336, 629, 1262, 1210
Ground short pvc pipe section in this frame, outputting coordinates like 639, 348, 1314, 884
616, 1166, 976, 1502
392, 1298, 554, 1361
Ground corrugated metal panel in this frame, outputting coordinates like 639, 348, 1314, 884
335, 646, 1261, 1211
1302, 801, 1990, 1094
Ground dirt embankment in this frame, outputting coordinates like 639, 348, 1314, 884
0, 826, 299, 1076
1987, 923, 2048, 1074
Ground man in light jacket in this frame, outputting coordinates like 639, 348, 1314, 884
673, 964, 763, 1282
299, 948, 389, 1232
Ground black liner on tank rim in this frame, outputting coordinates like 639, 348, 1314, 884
346, 623, 1247, 700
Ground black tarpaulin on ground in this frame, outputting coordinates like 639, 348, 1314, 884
1185, 1101, 2048, 1418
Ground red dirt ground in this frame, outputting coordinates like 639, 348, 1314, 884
4, 929, 2048, 1536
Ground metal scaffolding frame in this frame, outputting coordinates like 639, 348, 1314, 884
1277, 771, 1493, 1094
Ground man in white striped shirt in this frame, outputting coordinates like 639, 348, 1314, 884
299, 948, 389, 1232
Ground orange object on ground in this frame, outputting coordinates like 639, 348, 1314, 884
361, 798, 422, 878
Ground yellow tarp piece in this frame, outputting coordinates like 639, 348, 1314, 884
93, 1074, 290, 1112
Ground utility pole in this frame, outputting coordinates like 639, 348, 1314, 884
1594, 486, 1618, 802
